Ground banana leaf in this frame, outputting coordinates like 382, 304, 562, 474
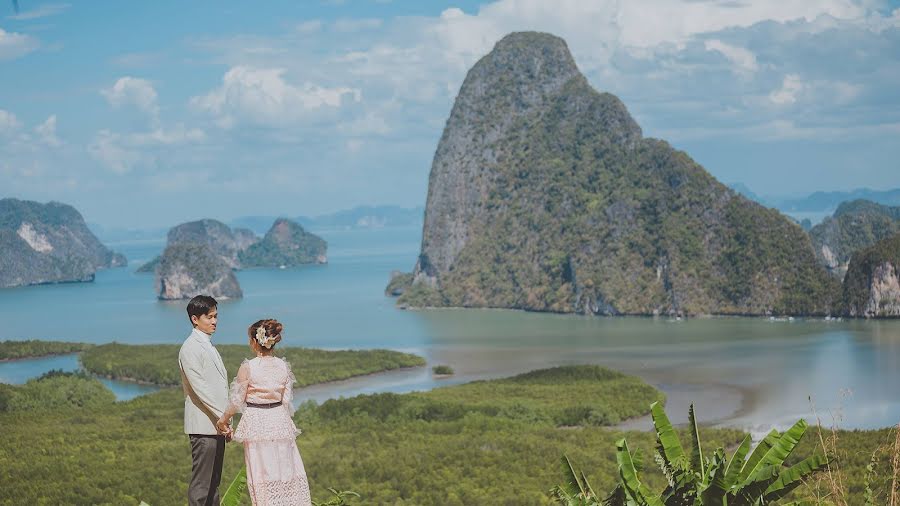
732, 464, 781, 506
559, 454, 590, 498
763, 454, 829, 503
617, 438, 664, 506
699, 448, 729, 506
650, 401, 687, 474
738, 429, 780, 483
723, 434, 752, 489
312, 488, 362, 506
221, 468, 248, 506
688, 403, 705, 478
755, 419, 808, 470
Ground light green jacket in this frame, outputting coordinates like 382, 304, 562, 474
178, 329, 229, 435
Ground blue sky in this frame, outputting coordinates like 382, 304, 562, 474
1, 0, 899, 228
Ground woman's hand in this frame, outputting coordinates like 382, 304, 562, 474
216, 416, 231, 437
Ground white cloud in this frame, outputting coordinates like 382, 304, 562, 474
704, 39, 759, 73
190, 66, 362, 128
34, 115, 61, 147
831, 81, 863, 104
0, 109, 21, 134
769, 74, 805, 105
101, 77, 160, 122
0, 28, 39, 60
333, 18, 383, 32
616, 0, 867, 47
88, 125, 206, 173
8, 3, 71, 20
130, 125, 206, 146
88, 130, 142, 174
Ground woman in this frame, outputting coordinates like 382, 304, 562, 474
217, 319, 312, 506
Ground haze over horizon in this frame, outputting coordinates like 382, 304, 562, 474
2, 0, 899, 228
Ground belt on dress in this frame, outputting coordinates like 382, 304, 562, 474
246, 401, 283, 409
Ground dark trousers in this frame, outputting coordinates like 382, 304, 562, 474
188, 434, 226, 506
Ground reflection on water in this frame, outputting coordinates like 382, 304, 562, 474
1, 227, 899, 430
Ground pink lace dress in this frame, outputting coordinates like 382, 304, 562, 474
228, 357, 312, 506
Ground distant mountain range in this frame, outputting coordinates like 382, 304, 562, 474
230, 205, 425, 236
728, 184, 900, 214
89, 205, 425, 243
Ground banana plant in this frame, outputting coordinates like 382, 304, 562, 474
312, 488, 361, 506
221, 468, 248, 506
548, 455, 601, 506
553, 402, 828, 506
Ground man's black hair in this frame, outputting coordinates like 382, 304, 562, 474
186, 295, 218, 323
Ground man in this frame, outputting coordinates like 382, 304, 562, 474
179, 295, 231, 506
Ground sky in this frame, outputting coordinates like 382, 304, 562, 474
1, 0, 899, 228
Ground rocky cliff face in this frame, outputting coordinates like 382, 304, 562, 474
398, 31, 837, 316
150, 217, 325, 298
843, 233, 900, 318
809, 200, 900, 279
155, 243, 242, 300
414, 32, 627, 283
0, 198, 126, 288
166, 219, 253, 268
138, 220, 261, 273
239, 218, 327, 268
149, 219, 256, 298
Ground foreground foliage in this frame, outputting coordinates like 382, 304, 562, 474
0, 365, 894, 505
0, 370, 115, 412
80, 342, 426, 386
552, 402, 829, 505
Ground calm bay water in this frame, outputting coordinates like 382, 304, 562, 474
1, 225, 898, 431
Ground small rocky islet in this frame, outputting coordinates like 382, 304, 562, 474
147, 217, 327, 300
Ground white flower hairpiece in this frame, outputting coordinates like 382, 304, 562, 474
255, 326, 274, 349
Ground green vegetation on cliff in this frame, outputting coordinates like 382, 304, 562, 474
384, 271, 414, 296
400, 32, 837, 316
0, 198, 125, 288
239, 218, 327, 268
80, 342, 425, 386
155, 242, 243, 300
810, 200, 900, 278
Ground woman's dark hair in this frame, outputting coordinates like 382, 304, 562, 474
249, 319, 283, 349
186, 295, 218, 323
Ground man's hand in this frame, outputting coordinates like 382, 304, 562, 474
215, 416, 231, 436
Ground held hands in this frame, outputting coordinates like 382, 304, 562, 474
216, 416, 234, 442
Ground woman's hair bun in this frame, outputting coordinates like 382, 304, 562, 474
248, 318, 283, 348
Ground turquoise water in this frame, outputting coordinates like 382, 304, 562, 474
1, 226, 899, 431
0, 354, 160, 400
